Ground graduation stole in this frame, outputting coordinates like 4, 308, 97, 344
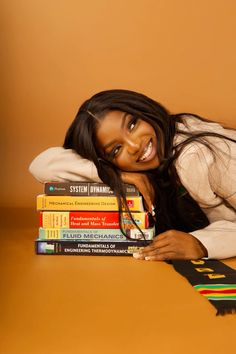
171, 259, 236, 316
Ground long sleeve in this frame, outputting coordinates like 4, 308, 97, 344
29, 147, 101, 183
191, 220, 236, 259
175, 123, 236, 259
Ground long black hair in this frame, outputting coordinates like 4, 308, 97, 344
63, 89, 235, 235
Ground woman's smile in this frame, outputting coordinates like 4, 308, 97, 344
138, 139, 156, 162
96, 110, 160, 171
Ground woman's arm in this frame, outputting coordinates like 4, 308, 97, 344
134, 136, 236, 261
29, 147, 101, 183
175, 137, 236, 259
190, 220, 236, 259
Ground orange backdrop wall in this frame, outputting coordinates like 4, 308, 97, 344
1, 0, 236, 208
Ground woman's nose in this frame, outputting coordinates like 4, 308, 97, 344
126, 138, 140, 155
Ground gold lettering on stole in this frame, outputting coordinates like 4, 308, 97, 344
195, 268, 214, 273
191, 260, 205, 265
204, 273, 226, 279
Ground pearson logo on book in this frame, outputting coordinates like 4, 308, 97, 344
35, 181, 155, 256
48, 184, 67, 193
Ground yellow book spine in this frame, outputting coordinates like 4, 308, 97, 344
42, 212, 70, 228
40, 228, 61, 239
37, 194, 144, 212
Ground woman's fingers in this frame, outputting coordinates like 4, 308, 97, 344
139, 235, 169, 254
133, 236, 171, 260
121, 172, 155, 213
142, 195, 153, 214
137, 252, 175, 261
137, 176, 155, 212
133, 230, 207, 261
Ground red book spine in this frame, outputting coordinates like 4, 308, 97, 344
39, 211, 151, 229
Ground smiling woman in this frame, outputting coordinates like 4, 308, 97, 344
95, 110, 160, 171
29, 89, 236, 261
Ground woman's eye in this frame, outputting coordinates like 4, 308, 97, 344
110, 145, 121, 159
128, 117, 138, 131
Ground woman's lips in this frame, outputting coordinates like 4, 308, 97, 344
138, 140, 155, 162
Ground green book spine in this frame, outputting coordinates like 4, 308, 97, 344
38, 227, 155, 240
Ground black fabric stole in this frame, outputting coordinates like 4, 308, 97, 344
171, 259, 236, 316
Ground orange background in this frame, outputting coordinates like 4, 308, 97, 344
1, 0, 236, 208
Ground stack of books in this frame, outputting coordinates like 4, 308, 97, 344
35, 182, 155, 256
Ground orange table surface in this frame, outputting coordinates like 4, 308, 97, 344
1, 208, 236, 354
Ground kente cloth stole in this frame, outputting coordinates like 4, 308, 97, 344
171, 259, 236, 316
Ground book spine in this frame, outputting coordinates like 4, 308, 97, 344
36, 195, 144, 212
38, 227, 155, 240
39, 211, 151, 229
45, 182, 139, 196
35, 239, 150, 256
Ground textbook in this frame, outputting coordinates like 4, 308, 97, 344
39, 210, 153, 229
37, 195, 145, 212
44, 182, 140, 196
38, 226, 155, 240
35, 239, 151, 256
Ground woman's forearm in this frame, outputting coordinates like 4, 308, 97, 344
29, 147, 101, 183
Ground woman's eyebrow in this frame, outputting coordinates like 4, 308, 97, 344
103, 112, 129, 150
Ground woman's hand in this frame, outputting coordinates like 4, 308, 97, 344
121, 172, 155, 213
133, 230, 208, 261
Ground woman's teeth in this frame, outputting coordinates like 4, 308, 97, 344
139, 141, 152, 161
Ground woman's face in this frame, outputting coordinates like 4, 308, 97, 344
96, 110, 160, 172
